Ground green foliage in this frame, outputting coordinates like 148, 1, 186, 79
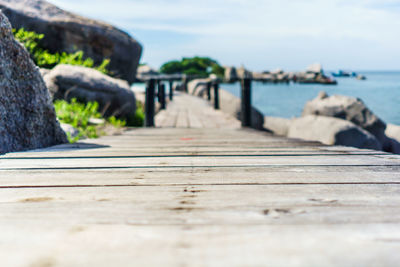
108, 116, 126, 128
54, 98, 102, 142
160, 60, 183, 74
12, 28, 110, 74
54, 98, 144, 143
211, 64, 225, 77
160, 57, 225, 78
126, 101, 145, 127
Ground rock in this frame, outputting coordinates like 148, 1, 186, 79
136, 65, 158, 81
60, 123, 79, 139
236, 66, 252, 79
39, 68, 50, 77
356, 75, 366, 80
187, 79, 210, 97
0, 0, 142, 84
263, 116, 292, 136
306, 63, 323, 74
303, 92, 386, 144
0, 11, 67, 153
208, 73, 219, 81
386, 124, 400, 142
316, 91, 328, 100
288, 115, 381, 150
383, 136, 400, 154
296, 73, 337, 85
271, 68, 284, 75
44, 64, 136, 119
215, 89, 264, 130
384, 124, 400, 154
224, 66, 238, 83
88, 118, 105, 125
251, 72, 265, 80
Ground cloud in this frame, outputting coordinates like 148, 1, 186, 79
49, 0, 400, 70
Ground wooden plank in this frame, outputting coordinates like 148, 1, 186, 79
1, 93, 400, 266
187, 110, 203, 128
1, 184, 400, 225
0, 154, 397, 170
157, 110, 178, 128
0, 165, 399, 187
0, 223, 399, 267
175, 109, 188, 128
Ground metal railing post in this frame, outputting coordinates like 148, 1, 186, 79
159, 83, 166, 110
182, 76, 188, 93
206, 82, 211, 101
157, 80, 161, 103
145, 79, 155, 127
213, 82, 220, 110
241, 78, 252, 127
169, 80, 173, 101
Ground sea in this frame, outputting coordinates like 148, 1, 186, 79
132, 71, 400, 125
222, 71, 400, 125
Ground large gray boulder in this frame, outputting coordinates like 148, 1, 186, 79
288, 115, 381, 150
386, 124, 400, 142
0, 0, 142, 84
188, 78, 210, 97
236, 66, 252, 79
214, 89, 264, 130
303, 92, 386, 144
0, 11, 67, 153
44, 64, 136, 119
384, 124, 400, 154
263, 116, 292, 136
136, 65, 158, 81
224, 66, 238, 83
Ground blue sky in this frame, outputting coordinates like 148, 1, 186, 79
50, 0, 400, 71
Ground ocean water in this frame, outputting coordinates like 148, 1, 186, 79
222, 71, 400, 125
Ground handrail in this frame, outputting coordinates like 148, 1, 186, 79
144, 75, 253, 128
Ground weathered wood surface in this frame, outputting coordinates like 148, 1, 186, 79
155, 92, 240, 128
1, 93, 400, 267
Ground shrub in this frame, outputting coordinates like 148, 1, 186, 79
126, 101, 145, 127
160, 56, 225, 78
54, 98, 102, 142
54, 98, 145, 142
12, 28, 110, 74
54, 98, 127, 143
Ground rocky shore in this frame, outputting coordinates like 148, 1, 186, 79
187, 78, 264, 130
224, 63, 337, 85
263, 92, 400, 154
1, 0, 397, 156
187, 77, 400, 154
0, 11, 67, 153
0, 0, 142, 152
0, 0, 142, 83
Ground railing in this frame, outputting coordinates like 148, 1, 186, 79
142, 74, 253, 128
143, 74, 193, 127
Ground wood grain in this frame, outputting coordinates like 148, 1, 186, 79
0, 93, 399, 267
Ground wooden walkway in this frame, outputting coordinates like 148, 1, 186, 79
155, 92, 240, 128
1, 93, 400, 266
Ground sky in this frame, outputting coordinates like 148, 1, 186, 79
50, 0, 400, 72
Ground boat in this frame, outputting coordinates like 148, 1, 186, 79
331, 70, 351, 77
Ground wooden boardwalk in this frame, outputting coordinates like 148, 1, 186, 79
155, 92, 240, 128
1, 93, 400, 266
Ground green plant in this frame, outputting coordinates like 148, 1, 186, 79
126, 101, 145, 127
108, 116, 126, 128
54, 98, 102, 142
160, 57, 225, 78
54, 98, 143, 143
13, 28, 110, 74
